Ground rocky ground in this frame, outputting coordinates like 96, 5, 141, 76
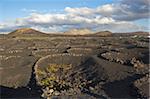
0, 29, 149, 99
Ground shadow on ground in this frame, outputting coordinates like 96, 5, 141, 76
0, 86, 42, 99
103, 74, 144, 98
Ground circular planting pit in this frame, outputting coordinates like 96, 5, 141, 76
34, 53, 88, 98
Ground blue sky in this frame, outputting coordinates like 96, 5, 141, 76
0, 0, 114, 21
0, 0, 149, 33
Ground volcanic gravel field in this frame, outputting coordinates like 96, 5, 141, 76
0, 29, 149, 99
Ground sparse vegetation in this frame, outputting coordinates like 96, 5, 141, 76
37, 64, 72, 97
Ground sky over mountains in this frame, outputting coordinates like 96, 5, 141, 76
0, 0, 149, 33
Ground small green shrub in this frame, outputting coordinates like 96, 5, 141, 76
37, 64, 72, 93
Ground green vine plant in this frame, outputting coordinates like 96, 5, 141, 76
36, 64, 72, 96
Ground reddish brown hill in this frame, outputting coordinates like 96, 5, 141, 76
8, 28, 48, 37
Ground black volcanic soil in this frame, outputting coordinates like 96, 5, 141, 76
0, 29, 149, 99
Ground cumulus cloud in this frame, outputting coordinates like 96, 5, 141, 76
65, 7, 95, 16
97, 0, 149, 21
65, 0, 149, 21
121, 0, 149, 13
119, 0, 149, 21
0, 0, 149, 33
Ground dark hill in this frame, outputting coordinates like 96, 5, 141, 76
113, 31, 149, 37
131, 31, 149, 36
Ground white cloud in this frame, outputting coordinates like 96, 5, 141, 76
96, 0, 149, 21
0, 1, 149, 33
65, 7, 94, 16
97, 4, 116, 15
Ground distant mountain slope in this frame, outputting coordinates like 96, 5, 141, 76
6, 28, 148, 37
131, 31, 149, 35
8, 28, 48, 37
94, 31, 112, 36
113, 31, 149, 37
64, 29, 93, 35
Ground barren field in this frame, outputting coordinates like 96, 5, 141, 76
0, 29, 149, 99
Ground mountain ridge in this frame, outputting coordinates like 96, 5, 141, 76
6, 28, 149, 37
